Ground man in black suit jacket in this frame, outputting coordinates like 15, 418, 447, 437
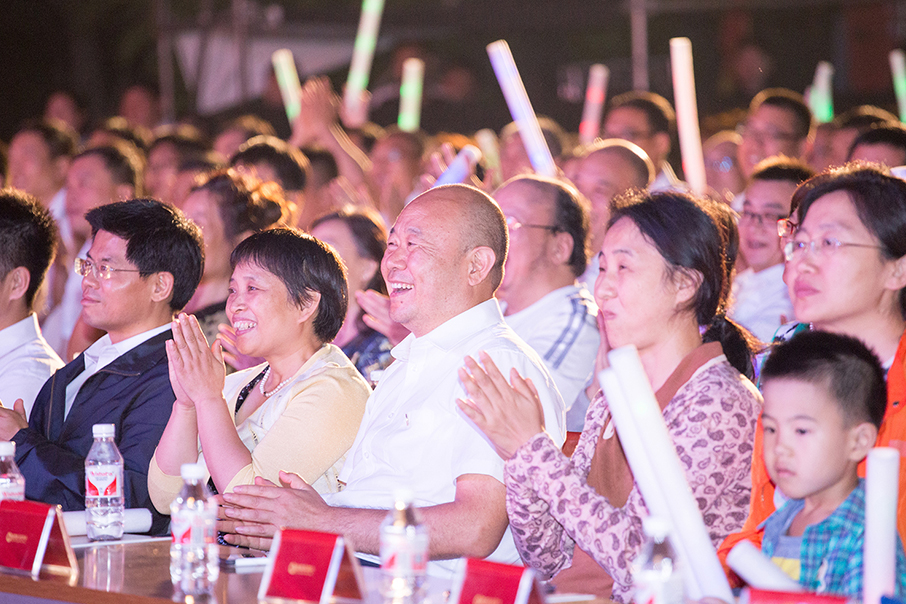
0, 199, 203, 535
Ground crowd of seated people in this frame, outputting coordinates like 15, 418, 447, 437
3, 60, 906, 601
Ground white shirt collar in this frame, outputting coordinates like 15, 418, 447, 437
392, 299, 503, 360
83, 322, 171, 372
0, 314, 42, 358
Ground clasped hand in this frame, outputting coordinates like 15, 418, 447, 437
166, 313, 226, 408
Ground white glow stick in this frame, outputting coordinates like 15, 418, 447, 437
890, 50, 906, 123
272, 49, 302, 123
608, 345, 734, 602
669, 38, 707, 195
600, 368, 704, 599
809, 62, 834, 124
398, 58, 425, 133
62, 508, 153, 536
486, 40, 558, 178
727, 540, 802, 592
344, 0, 385, 121
433, 145, 482, 187
865, 447, 900, 604
579, 64, 610, 145
475, 129, 501, 186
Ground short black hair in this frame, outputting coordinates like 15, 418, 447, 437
751, 156, 815, 187
231, 135, 310, 192
832, 105, 897, 131
192, 168, 286, 241
75, 142, 145, 195
218, 114, 276, 140
749, 88, 814, 141
148, 125, 210, 161
762, 330, 887, 429
230, 228, 347, 343
609, 91, 676, 136
14, 119, 79, 160
85, 199, 204, 312
0, 189, 59, 310
92, 116, 150, 153
847, 123, 906, 162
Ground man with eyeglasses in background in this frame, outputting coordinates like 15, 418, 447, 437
494, 175, 600, 430
0, 199, 203, 536
729, 157, 814, 342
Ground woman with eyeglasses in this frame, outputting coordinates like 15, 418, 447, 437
722, 162, 906, 562
456, 190, 762, 601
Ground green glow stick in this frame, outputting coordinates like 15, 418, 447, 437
398, 58, 424, 132
272, 49, 302, 123
344, 0, 385, 120
808, 62, 834, 124
891, 50, 906, 123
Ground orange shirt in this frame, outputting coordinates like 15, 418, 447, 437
718, 329, 906, 583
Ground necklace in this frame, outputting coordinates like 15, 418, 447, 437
258, 366, 292, 398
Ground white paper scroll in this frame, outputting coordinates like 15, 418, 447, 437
727, 540, 802, 592
579, 64, 609, 145
62, 508, 152, 537
864, 447, 900, 604
669, 38, 707, 195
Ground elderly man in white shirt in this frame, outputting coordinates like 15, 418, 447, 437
220, 184, 565, 576
0, 191, 64, 417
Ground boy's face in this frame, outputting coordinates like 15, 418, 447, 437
761, 377, 875, 509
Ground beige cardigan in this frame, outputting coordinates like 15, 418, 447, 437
148, 344, 370, 513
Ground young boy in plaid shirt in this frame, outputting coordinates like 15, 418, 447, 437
757, 331, 906, 598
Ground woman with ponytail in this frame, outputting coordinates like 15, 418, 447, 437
456, 190, 762, 602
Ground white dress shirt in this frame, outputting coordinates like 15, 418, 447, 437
64, 323, 171, 420
0, 314, 64, 417
729, 263, 794, 343
326, 299, 565, 577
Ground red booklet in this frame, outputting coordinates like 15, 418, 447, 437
258, 528, 364, 604
746, 588, 849, 604
0, 499, 78, 584
450, 558, 543, 604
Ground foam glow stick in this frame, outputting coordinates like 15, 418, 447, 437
433, 145, 482, 187
272, 49, 302, 123
608, 345, 734, 602
487, 40, 558, 178
579, 64, 610, 145
727, 541, 802, 591
865, 447, 900, 604
809, 62, 834, 124
890, 50, 906, 123
63, 508, 152, 536
398, 58, 424, 132
344, 0, 385, 121
669, 38, 707, 195
475, 129, 501, 186
600, 368, 705, 599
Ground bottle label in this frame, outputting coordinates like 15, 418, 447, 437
380, 531, 428, 577
0, 482, 25, 501
86, 464, 122, 498
171, 509, 215, 545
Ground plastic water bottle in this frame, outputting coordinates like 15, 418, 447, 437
85, 423, 124, 541
380, 490, 429, 602
169, 463, 218, 596
0, 441, 25, 501
632, 517, 684, 604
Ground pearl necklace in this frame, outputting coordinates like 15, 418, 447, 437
259, 366, 292, 398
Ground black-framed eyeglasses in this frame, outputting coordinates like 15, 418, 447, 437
75, 257, 142, 280
505, 216, 560, 233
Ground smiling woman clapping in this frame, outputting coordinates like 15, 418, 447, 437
148, 229, 370, 511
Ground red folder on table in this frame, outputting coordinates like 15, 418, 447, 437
449, 558, 544, 604
0, 499, 78, 584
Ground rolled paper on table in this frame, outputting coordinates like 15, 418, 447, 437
890, 50, 906, 123
433, 145, 482, 187
599, 368, 705, 599
865, 447, 900, 604
669, 37, 707, 195
475, 129, 501, 186
579, 64, 609, 145
486, 40, 558, 178
62, 508, 153, 537
727, 540, 802, 592
344, 0, 385, 121
398, 57, 425, 133
607, 344, 734, 602
809, 62, 834, 124
272, 49, 302, 123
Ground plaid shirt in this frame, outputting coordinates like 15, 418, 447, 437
761, 479, 906, 598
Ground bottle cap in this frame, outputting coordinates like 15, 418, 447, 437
642, 516, 671, 539
92, 423, 115, 438
0, 441, 15, 457
181, 463, 206, 481
392, 488, 414, 508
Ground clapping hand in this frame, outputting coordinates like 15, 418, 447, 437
166, 313, 226, 408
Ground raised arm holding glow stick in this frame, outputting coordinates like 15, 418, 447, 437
344, 0, 385, 123
486, 40, 558, 178
890, 50, 906, 123
579, 64, 610, 145
272, 49, 302, 123
865, 448, 900, 604
397, 57, 424, 133
808, 62, 834, 124
432, 145, 482, 187
669, 38, 707, 195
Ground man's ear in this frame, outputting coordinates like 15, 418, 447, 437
848, 421, 879, 463
550, 231, 574, 266
5, 267, 31, 303
466, 246, 496, 287
150, 271, 175, 304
